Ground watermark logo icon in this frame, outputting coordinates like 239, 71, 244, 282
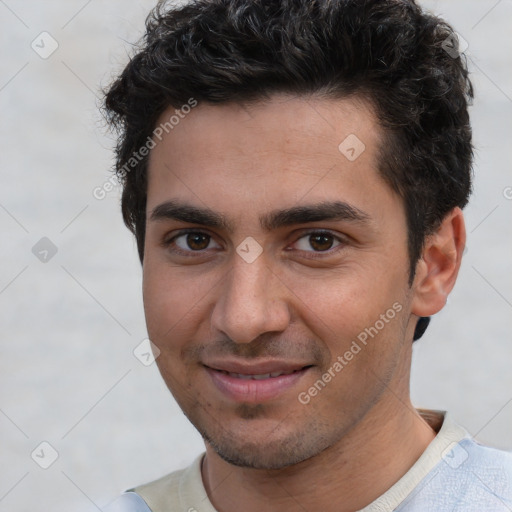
134, 338, 161, 366
31, 441, 59, 469
236, 236, 263, 263
31, 32, 59, 59
338, 134, 366, 161
441, 441, 469, 469
32, 237, 58, 263
442, 32, 469, 58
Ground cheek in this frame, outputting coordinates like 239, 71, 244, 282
285, 267, 407, 361
283, 268, 388, 331
142, 257, 219, 345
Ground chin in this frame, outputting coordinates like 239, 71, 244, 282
200, 418, 334, 470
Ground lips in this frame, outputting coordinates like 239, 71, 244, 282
203, 360, 312, 403
204, 359, 308, 375
216, 368, 299, 380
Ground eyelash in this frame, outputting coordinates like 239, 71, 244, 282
162, 229, 347, 259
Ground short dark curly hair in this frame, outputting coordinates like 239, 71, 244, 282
104, 0, 474, 340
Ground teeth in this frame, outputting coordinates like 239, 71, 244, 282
224, 369, 297, 379
228, 372, 253, 379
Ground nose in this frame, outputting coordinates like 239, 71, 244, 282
210, 254, 291, 344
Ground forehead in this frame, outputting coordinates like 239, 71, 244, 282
145, 94, 398, 224
150, 93, 380, 165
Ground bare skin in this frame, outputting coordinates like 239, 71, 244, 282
142, 94, 466, 511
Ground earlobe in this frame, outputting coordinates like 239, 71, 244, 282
411, 207, 466, 317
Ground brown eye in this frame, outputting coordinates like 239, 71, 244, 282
309, 233, 334, 251
294, 231, 342, 252
168, 231, 221, 253
184, 233, 210, 250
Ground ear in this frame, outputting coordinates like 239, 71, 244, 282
411, 207, 466, 317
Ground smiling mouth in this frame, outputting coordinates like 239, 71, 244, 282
204, 364, 313, 402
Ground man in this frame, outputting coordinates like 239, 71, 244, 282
103, 0, 512, 510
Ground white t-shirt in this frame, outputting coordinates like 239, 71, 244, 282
104, 409, 512, 511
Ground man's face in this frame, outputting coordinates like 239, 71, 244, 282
143, 95, 415, 469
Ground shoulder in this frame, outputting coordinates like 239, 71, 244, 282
126, 454, 211, 512
133, 462, 189, 497
101, 465, 189, 512
456, 437, 512, 478
103, 492, 152, 512
399, 438, 512, 511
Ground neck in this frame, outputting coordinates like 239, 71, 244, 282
202, 396, 437, 512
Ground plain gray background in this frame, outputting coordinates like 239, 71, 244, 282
0, 1, 511, 510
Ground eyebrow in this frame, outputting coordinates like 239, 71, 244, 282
149, 200, 370, 232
